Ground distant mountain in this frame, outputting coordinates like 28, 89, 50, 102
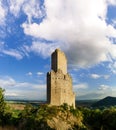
92, 96, 116, 107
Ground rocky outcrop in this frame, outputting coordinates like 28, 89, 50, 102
46, 106, 84, 130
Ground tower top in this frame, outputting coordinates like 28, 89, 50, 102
51, 48, 67, 74
55, 48, 60, 51
54, 48, 66, 54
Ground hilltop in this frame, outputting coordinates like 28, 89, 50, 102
92, 96, 116, 107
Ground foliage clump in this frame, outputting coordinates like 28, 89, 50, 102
0, 88, 13, 126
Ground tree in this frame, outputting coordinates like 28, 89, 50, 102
0, 87, 6, 113
0, 87, 13, 125
102, 107, 116, 130
82, 108, 102, 130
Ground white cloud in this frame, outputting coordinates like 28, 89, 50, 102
9, 0, 25, 17
108, 61, 116, 74
37, 72, 44, 76
5, 88, 46, 100
0, 42, 24, 59
22, 0, 44, 23
76, 90, 112, 100
0, 77, 16, 87
77, 91, 105, 100
0, 42, 4, 50
0, 1, 6, 25
90, 74, 101, 79
0, 76, 46, 100
98, 84, 110, 90
90, 74, 110, 79
111, 87, 116, 97
112, 19, 116, 28
9, 0, 44, 23
76, 84, 113, 100
1, 0, 116, 66
103, 75, 110, 79
97, 84, 114, 98
5, 92, 18, 97
74, 83, 88, 90
29, 42, 60, 58
26, 72, 32, 76
3, 49, 23, 60
21, 0, 116, 68
75, 83, 116, 100
107, 0, 116, 5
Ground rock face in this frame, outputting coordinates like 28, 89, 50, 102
47, 110, 81, 130
47, 49, 75, 107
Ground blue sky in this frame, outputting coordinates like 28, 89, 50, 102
0, 0, 116, 100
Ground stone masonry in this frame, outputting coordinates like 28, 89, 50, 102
47, 49, 75, 107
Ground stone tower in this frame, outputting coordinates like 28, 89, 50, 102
47, 49, 75, 107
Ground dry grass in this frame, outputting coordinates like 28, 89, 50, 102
8, 103, 25, 110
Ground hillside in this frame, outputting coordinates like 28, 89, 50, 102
92, 96, 116, 107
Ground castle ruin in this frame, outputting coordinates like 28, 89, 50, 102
47, 49, 75, 107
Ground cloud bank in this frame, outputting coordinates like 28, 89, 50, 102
0, 76, 46, 100
0, 42, 24, 59
21, 0, 116, 68
1, 0, 116, 69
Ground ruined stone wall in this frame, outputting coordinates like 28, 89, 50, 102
47, 69, 75, 107
47, 49, 75, 107
51, 49, 67, 74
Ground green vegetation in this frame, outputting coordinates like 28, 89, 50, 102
0, 88, 13, 126
1, 87, 116, 130
92, 96, 116, 108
